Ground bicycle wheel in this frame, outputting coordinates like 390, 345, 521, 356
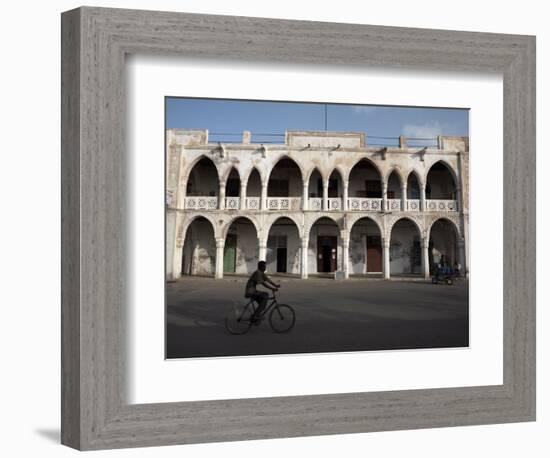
225, 303, 254, 335
269, 304, 295, 333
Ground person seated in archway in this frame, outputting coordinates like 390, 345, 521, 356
245, 261, 280, 322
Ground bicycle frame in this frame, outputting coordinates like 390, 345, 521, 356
243, 293, 279, 320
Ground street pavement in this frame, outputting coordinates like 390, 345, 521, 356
166, 275, 469, 359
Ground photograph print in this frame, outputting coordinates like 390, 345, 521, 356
165, 98, 469, 359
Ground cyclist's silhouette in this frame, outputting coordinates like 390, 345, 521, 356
244, 261, 280, 321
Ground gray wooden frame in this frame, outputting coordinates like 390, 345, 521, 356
61, 6, 536, 451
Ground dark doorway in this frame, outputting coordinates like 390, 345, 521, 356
223, 233, 237, 273
317, 236, 337, 272
366, 235, 382, 272
276, 248, 287, 273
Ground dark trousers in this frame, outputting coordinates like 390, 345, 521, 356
250, 291, 269, 316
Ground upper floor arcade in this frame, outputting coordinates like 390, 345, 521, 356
166, 129, 469, 215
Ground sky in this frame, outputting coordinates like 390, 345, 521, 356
166, 97, 469, 147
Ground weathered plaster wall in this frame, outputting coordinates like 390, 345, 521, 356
430, 220, 457, 267
181, 219, 216, 276
390, 221, 421, 274
349, 219, 382, 274
230, 221, 258, 274
166, 211, 177, 277
266, 224, 301, 274
308, 221, 340, 273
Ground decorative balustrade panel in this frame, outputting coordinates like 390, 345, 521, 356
386, 199, 402, 211
308, 198, 322, 211
327, 198, 342, 211
185, 196, 218, 210
246, 197, 260, 210
407, 199, 421, 211
267, 197, 302, 211
426, 199, 457, 212
225, 196, 240, 210
347, 198, 383, 212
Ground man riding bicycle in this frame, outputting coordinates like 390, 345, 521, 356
245, 261, 280, 322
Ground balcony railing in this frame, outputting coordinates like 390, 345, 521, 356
267, 197, 302, 211
308, 198, 323, 211
328, 198, 342, 211
347, 198, 383, 212
246, 197, 261, 210
425, 199, 457, 212
181, 196, 457, 212
407, 199, 421, 211
184, 196, 218, 210
386, 199, 402, 211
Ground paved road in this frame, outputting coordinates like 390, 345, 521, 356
166, 276, 469, 359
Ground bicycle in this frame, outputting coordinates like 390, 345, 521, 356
224, 291, 295, 335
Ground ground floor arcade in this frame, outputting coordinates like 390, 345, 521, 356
170, 211, 466, 280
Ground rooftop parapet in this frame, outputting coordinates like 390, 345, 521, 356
166, 128, 468, 152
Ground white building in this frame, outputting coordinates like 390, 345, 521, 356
166, 129, 469, 280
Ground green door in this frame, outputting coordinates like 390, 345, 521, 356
224, 234, 237, 273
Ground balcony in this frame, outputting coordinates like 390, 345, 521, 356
425, 199, 457, 212
181, 196, 457, 212
347, 198, 383, 212
266, 197, 302, 211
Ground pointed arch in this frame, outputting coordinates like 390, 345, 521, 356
179, 215, 217, 277
243, 166, 265, 187
389, 216, 423, 276
183, 154, 220, 184
267, 155, 304, 198
349, 215, 383, 235
221, 215, 260, 240
386, 169, 404, 199
305, 166, 323, 183
264, 214, 304, 239
388, 216, 423, 239
306, 214, 342, 239
427, 216, 461, 240
347, 157, 383, 199
266, 154, 305, 183
221, 165, 242, 183
383, 166, 406, 186
425, 160, 459, 199
184, 155, 220, 198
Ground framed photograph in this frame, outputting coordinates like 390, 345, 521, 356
61, 6, 535, 451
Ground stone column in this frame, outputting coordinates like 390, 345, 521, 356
171, 213, 185, 278
401, 183, 407, 211
458, 238, 466, 276
300, 236, 309, 279
382, 182, 388, 212
215, 238, 225, 279
341, 232, 350, 279
177, 179, 187, 210
302, 181, 309, 211
258, 237, 267, 262
261, 182, 268, 210
421, 236, 430, 279
455, 186, 463, 213
218, 181, 226, 210
382, 237, 390, 279
323, 179, 329, 211
420, 183, 426, 212
240, 183, 247, 210
343, 180, 349, 211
